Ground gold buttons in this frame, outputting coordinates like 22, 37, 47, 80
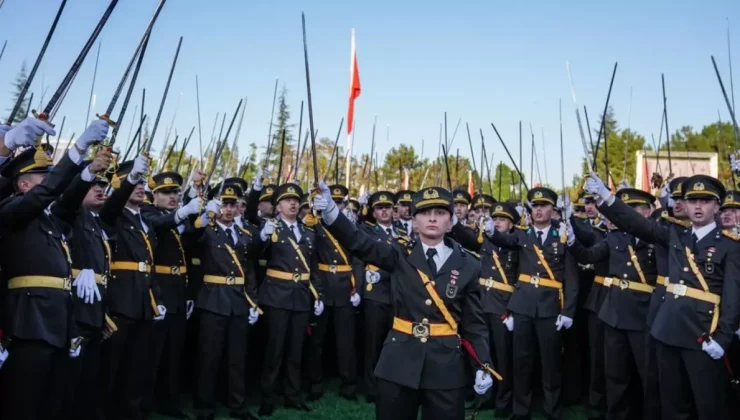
683, 267, 689, 272
425, 299, 432, 306
627, 262, 632, 266
420, 337, 428, 343
422, 318, 429, 323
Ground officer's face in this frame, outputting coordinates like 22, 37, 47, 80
584, 201, 598, 218
493, 216, 513, 232
686, 198, 719, 227
467, 211, 478, 223
220, 202, 237, 222
277, 197, 299, 219
16, 173, 46, 194
454, 203, 468, 220
631, 204, 652, 219
531, 203, 554, 225
258, 200, 274, 218
673, 198, 687, 218
154, 190, 179, 210
129, 182, 146, 205
720, 208, 740, 229
373, 204, 393, 224
413, 207, 452, 240
474, 207, 491, 219
392, 208, 399, 221
397, 204, 410, 220
83, 183, 106, 209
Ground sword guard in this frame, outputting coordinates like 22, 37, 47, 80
97, 113, 118, 128
32, 110, 54, 127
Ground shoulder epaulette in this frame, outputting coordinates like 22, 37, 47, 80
515, 225, 528, 230
722, 230, 740, 241
237, 226, 251, 236
593, 224, 607, 232
661, 213, 691, 228
462, 248, 481, 259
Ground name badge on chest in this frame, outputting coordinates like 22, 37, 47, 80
446, 269, 460, 298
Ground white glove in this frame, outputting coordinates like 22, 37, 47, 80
177, 197, 203, 221
73, 269, 101, 305
248, 307, 260, 325
358, 192, 370, 206
260, 220, 277, 242
365, 271, 380, 284
350, 292, 361, 307
474, 370, 493, 395
735, 326, 740, 339
69, 337, 83, 358
561, 195, 572, 220
566, 222, 576, 246
555, 314, 573, 331
76, 120, 109, 151
313, 181, 337, 214
154, 305, 167, 321
0, 348, 8, 370
584, 171, 611, 202
129, 155, 150, 181
205, 199, 221, 215
618, 179, 631, 190
186, 300, 194, 320
314, 300, 325, 316
2, 117, 56, 150
503, 315, 514, 331
483, 217, 494, 235
558, 222, 567, 239
253, 167, 268, 190
702, 340, 725, 360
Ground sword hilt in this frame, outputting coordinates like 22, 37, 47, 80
97, 113, 118, 128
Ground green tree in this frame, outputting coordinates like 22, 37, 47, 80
7, 62, 29, 123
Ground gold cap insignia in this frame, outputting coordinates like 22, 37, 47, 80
477, 197, 485, 205
456, 193, 463, 198
380, 194, 387, 201
622, 193, 630, 201
694, 182, 705, 191
224, 187, 235, 196
403, 193, 411, 200
164, 177, 174, 185
534, 191, 543, 199
333, 188, 342, 195
728, 193, 735, 203
423, 188, 439, 199
495, 205, 503, 212
287, 186, 296, 194
266, 187, 274, 194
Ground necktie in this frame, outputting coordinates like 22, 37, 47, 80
386, 228, 392, 236
426, 248, 438, 277
692, 233, 699, 252
225, 228, 236, 247
537, 230, 544, 245
138, 213, 149, 234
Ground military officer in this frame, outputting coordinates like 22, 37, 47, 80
585, 173, 740, 420
142, 171, 203, 418
569, 188, 659, 419
451, 202, 520, 418
98, 155, 167, 420
359, 191, 400, 403
452, 189, 472, 222
0, 118, 108, 419
485, 187, 579, 420
314, 184, 497, 420
299, 193, 310, 220
393, 189, 414, 235
719, 190, 740, 230
192, 182, 261, 420
247, 176, 323, 417
471, 193, 495, 221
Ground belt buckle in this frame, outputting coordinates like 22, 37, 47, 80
484, 278, 494, 288
226, 276, 236, 285
292, 273, 302, 282
170, 266, 180, 275
329, 264, 337, 274
412, 322, 430, 339
63, 277, 72, 291
530, 275, 540, 287
138, 262, 148, 273
619, 279, 629, 290
604, 277, 614, 287
672, 283, 687, 297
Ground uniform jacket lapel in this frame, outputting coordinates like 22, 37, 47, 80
408, 243, 435, 280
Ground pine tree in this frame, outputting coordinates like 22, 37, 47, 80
266, 85, 294, 182
7, 61, 29, 123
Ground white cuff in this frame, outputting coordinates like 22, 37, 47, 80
175, 208, 187, 224
80, 166, 96, 182
68, 145, 85, 165
260, 231, 269, 242
323, 205, 340, 225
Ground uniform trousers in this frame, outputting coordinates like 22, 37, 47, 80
261, 307, 310, 404
376, 378, 466, 420
643, 334, 662, 419
307, 304, 358, 396
588, 311, 607, 418
194, 310, 250, 415
485, 312, 513, 414
363, 300, 393, 398
603, 324, 654, 420
512, 313, 562, 419
148, 311, 186, 413
100, 316, 152, 420
61, 325, 102, 420
656, 340, 729, 420
561, 307, 588, 405
0, 339, 66, 420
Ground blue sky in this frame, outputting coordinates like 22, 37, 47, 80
0, 0, 738, 185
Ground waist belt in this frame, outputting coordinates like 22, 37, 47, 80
110, 261, 151, 273
258, 259, 267, 267
603, 277, 654, 293
266, 269, 310, 282
479, 277, 514, 293
518, 274, 562, 289
666, 282, 720, 304
203, 275, 245, 285
8, 276, 71, 291
71, 269, 108, 286
594, 275, 606, 285
656, 276, 668, 286
392, 317, 457, 342
317, 263, 352, 274
154, 265, 188, 275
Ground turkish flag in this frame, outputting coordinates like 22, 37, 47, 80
347, 29, 361, 134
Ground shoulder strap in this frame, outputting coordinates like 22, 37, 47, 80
684, 246, 719, 333
491, 250, 509, 285
321, 226, 356, 294
627, 245, 647, 284
287, 237, 320, 301
416, 268, 458, 331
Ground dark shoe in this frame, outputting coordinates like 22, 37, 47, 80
229, 411, 258, 420
341, 393, 358, 401
307, 392, 323, 402
285, 399, 312, 412
258, 403, 274, 417
157, 408, 189, 419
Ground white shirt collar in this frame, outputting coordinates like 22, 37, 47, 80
692, 221, 717, 242
421, 240, 453, 269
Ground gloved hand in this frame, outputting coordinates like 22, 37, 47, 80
350, 292, 361, 307
73, 269, 101, 305
358, 192, 370, 206
365, 271, 380, 284
560, 195, 572, 220
2, 117, 56, 150
702, 339, 725, 360
177, 197, 203, 221
128, 155, 150, 182
483, 217, 495, 235
313, 181, 337, 214
260, 219, 277, 242
76, 120, 109, 151
503, 315, 514, 332
253, 167, 268, 190
566, 222, 576, 246
555, 314, 573, 331
314, 300, 325, 316
474, 370, 493, 395
69, 337, 83, 358
558, 222, 567, 239
186, 300, 194, 320
342, 206, 357, 223
154, 305, 167, 321
618, 178, 631, 190
248, 307, 260, 325
198, 200, 221, 226
0, 347, 8, 370
584, 171, 611, 202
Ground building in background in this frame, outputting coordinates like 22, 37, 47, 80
634, 150, 718, 193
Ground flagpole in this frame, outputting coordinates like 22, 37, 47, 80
345, 28, 356, 191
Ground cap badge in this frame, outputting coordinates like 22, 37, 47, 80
380, 194, 387, 201
287, 186, 296, 194
333, 188, 342, 195
423, 188, 440, 199
224, 187, 234, 196
694, 182, 705, 191
495, 205, 503, 212
622, 193, 630, 201
534, 191, 543, 199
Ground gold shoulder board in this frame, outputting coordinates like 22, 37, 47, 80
723, 230, 740, 241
